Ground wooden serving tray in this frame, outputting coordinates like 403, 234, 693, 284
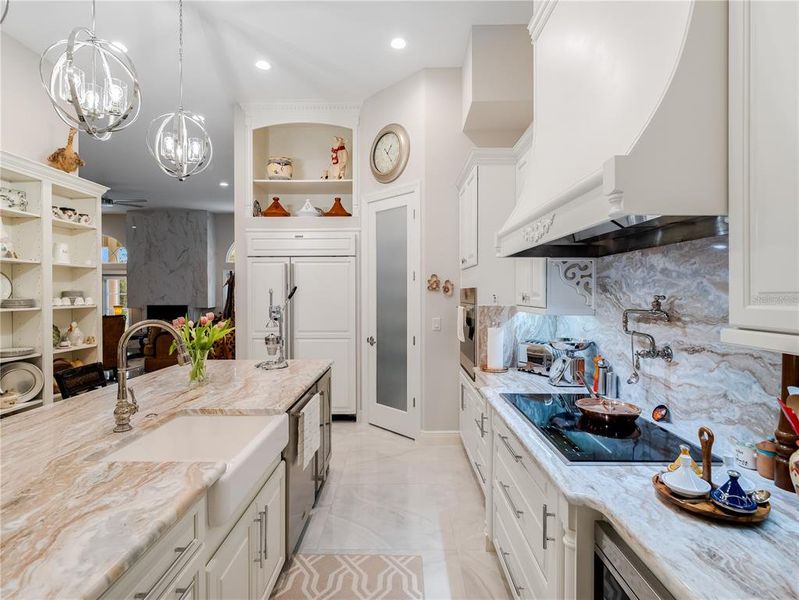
651, 474, 770, 524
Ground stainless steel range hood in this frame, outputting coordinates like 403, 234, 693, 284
511, 215, 729, 258
497, 1, 728, 259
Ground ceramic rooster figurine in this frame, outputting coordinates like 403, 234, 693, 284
48, 128, 85, 173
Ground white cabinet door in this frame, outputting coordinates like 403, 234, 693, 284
515, 258, 547, 309
247, 258, 289, 335
253, 462, 285, 600
292, 257, 357, 415
291, 257, 356, 338
205, 506, 258, 600
728, 0, 799, 338
459, 165, 478, 269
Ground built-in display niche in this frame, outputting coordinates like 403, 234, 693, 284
251, 123, 355, 219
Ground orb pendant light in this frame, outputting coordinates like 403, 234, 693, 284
147, 0, 212, 181
39, 0, 141, 141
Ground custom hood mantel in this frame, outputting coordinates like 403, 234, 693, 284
497, 0, 728, 258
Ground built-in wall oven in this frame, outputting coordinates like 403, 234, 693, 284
594, 522, 675, 600
458, 287, 477, 380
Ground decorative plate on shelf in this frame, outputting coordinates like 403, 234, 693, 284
0, 361, 44, 403
0, 273, 11, 300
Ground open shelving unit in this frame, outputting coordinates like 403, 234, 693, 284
0, 151, 105, 419
245, 119, 360, 228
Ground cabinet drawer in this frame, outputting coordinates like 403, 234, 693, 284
103, 500, 205, 600
494, 444, 552, 579
493, 417, 549, 503
247, 231, 356, 257
493, 497, 533, 600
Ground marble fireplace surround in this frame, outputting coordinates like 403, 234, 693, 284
477, 236, 782, 456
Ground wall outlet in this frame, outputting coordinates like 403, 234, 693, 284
432, 317, 441, 331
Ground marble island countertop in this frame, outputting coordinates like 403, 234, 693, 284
473, 368, 799, 600
0, 359, 331, 600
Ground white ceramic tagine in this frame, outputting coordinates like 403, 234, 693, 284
661, 454, 712, 498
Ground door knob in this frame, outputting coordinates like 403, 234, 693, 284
366, 336, 376, 346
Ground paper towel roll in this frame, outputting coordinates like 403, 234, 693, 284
487, 327, 504, 370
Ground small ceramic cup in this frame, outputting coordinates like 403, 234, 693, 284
52, 297, 62, 306
78, 213, 92, 225
73, 297, 85, 306
84, 296, 94, 305
755, 440, 777, 480
59, 207, 76, 221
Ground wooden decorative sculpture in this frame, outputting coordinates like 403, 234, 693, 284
48, 128, 85, 173
427, 274, 440, 291
330, 136, 349, 180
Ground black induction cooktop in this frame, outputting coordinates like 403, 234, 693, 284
500, 393, 722, 464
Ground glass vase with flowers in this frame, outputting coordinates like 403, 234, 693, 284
170, 313, 234, 384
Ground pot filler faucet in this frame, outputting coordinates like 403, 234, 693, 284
113, 319, 191, 433
622, 295, 673, 385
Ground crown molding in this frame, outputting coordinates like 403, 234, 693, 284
0, 150, 107, 196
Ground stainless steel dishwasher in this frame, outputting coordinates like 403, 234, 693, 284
283, 370, 332, 558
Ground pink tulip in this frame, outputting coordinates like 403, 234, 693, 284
200, 316, 208, 326
206, 312, 215, 321
172, 319, 179, 327
177, 316, 186, 326
216, 321, 226, 329
188, 320, 194, 327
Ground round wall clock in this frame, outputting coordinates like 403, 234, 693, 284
369, 123, 410, 184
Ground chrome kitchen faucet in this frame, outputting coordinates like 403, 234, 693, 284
113, 319, 191, 433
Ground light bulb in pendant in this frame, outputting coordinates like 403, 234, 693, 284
161, 130, 176, 161
188, 137, 203, 162
59, 64, 85, 103
103, 77, 128, 116
82, 82, 105, 118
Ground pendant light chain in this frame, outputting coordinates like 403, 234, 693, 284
178, 0, 183, 109
146, 0, 212, 180
91, 0, 96, 35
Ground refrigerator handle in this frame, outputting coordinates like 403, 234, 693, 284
288, 260, 294, 359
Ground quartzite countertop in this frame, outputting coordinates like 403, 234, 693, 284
473, 368, 799, 600
0, 359, 332, 600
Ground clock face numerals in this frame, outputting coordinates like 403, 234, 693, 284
373, 132, 400, 174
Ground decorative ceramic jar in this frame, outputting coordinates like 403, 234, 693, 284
266, 157, 293, 180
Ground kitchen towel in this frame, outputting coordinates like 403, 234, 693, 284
487, 327, 504, 370
298, 392, 321, 470
457, 306, 466, 343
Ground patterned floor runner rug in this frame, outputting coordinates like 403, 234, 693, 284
272, 553, 425, 600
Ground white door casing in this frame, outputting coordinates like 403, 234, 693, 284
363, 182, 421, 439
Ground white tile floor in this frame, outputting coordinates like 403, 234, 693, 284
298, 420, 512, 600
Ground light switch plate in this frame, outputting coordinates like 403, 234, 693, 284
432, 317, 441, 331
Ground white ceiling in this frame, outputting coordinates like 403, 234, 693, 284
3, 1, 532, 213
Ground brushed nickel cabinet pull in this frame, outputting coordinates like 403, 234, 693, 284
473, 460, 486, 484
261, 507, 269, 560
542, 503, 556, 549
500, 481, 523, 518
498, 434, 522, 462
253, 512, 264, 566
134, 538, 199, 600
499, 545, 524, 596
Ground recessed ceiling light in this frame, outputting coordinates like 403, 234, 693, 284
219, 181, 229, 187
255, 60, 272, 71
390, 37, 407, 50
111, 41, 128, 53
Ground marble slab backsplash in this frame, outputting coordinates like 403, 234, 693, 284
478, 236, 782, 456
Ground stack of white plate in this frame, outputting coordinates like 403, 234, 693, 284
0, 298, 36, 309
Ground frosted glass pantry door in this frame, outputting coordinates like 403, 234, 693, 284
364, 186, 420, 439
